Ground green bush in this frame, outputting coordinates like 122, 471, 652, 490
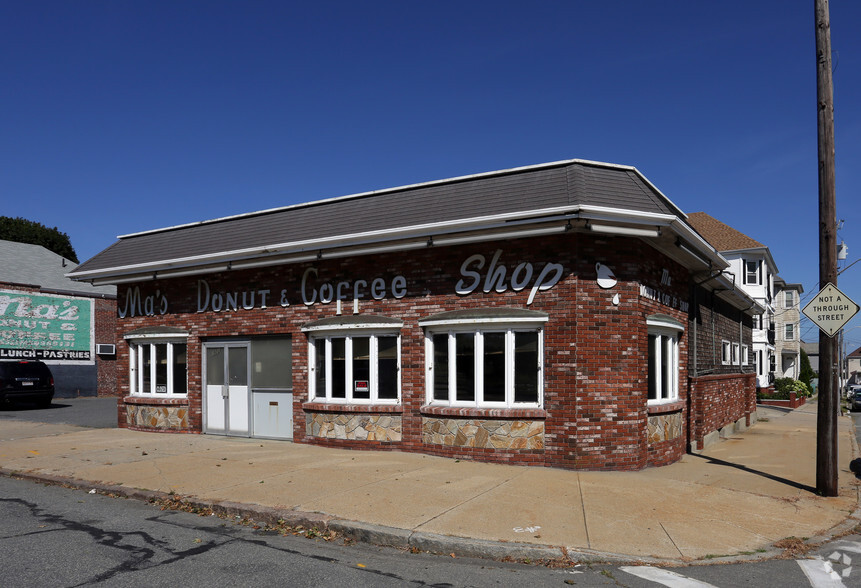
773, 377, 812, 398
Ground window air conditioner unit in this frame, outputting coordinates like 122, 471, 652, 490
96, 344, 116, 356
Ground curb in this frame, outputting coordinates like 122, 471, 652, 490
2, 466, 858, 567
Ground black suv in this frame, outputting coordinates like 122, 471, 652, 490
0, 360, 55, 408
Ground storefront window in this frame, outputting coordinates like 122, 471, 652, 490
250, 337, 292, 390
425, 328, 543, 408
309, 332, 401, 404
647, 315, 683, 405
129, 339, 188, 396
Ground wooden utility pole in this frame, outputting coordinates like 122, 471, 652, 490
815, 0, 838, 497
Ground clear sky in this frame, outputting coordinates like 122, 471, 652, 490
3, 1, 861, 350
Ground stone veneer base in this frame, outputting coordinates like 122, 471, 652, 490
125, 404, 189, 431
647, 411, 683, 444
306, 413, 403, 442
422, 417, 544, 450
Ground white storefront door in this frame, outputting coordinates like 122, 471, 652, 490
203, 343, 250, 436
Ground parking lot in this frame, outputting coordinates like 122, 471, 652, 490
0, 396, 118, 428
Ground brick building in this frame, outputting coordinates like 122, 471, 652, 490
68, 159, 758, 470
1, 239, 118, 398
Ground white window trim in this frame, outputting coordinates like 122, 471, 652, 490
742, 344, 749, 366
307, 330, 401, 404
125, 336, 189, 397
744, 260, 761, 286
647, 316, 683, 406
721, 340, 732, 365
424, 319, 546, 409
784, 291, 795, 308
785, 323, 795, 341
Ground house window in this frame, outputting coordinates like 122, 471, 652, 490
742, 345, 749, 366
647, 315, 683, 404
785, 323, 795, 341
303, 316, 403, 405
420, 309, 547, 409
744, 260, 761, 285
721, 340, 732, 365
752, 315, 761, 330
128, 339, 188, 396
732, 343, 741, 365
309, 334, 400, 403
784, 291, 795, 308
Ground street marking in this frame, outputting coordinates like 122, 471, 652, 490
797, 557, 846, 587
619, 566, 717, 587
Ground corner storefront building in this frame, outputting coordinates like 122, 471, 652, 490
69, 159, 758, 470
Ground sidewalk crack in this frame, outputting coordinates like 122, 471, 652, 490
414, 469, 529, 530
660, 522, 684, 558
577, 473, 591, 549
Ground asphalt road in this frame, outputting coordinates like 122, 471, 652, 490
0, 396, 118, 428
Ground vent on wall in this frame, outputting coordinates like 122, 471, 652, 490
95, 344, 116, 356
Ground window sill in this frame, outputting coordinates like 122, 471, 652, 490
302, 402, 403, 414
124, 396, 189, 406
420, 405, 546, 419
647, 400, 685, 415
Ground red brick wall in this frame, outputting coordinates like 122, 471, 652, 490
112, 232, 696, 470
689, 373, 756, 448
94, 297, 119, 397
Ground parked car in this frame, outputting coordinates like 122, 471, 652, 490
849, 385, 861, 400
0, 360, 54, 408
852, 390, 861, 413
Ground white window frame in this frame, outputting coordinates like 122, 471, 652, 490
785, 323, 795, 341
422, 317, 546, 410
307, 330, 401, 404
647, 316, 683, 405
721, 340, 732, 365
732, 343, 741, 365
744, 260, 761, 285
742, 344, 749, 366
126, 335, 188, 397
784, 290, 795, 308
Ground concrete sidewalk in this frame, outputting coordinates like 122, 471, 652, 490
1, 402, 859, 564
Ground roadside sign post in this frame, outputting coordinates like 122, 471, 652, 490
803, 282, 859, 497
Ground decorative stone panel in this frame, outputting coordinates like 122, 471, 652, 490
647, 411, 682, 444
126, 404, 188, 431
422, 417, 544, 450
306, 413, 402, 442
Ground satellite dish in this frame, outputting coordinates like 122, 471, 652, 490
596, 263, 617, 289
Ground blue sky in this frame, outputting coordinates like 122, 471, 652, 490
3, 1, 861, 350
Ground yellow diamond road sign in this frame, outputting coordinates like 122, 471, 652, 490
802, 282, 859, 338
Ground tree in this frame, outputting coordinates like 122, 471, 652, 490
799, 348, 816, 389
0, 216, 78, 263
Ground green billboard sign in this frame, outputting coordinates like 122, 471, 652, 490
0, 289, 93, 362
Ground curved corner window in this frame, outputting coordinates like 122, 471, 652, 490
420, 309, 547, 409
127, 339, 188, 396
303, 316, 402, 405
647, 315, 683, 405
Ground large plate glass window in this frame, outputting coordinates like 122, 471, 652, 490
126, 332, 189, 397
309, 334, 400, 403
302, 316, 403, 405
420, 309, 547, 409
647, 315, 684, 405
